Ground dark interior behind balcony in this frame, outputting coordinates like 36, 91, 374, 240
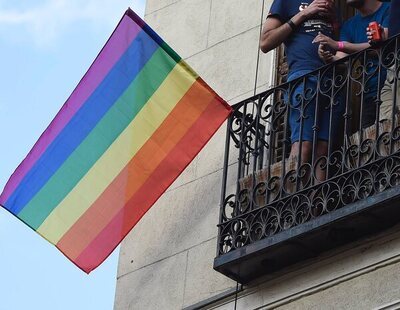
214, 35, 400, 284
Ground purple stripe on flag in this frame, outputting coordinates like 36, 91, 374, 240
0, 15, 142, 204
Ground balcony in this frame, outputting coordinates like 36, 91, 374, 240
214, 35, 400, 284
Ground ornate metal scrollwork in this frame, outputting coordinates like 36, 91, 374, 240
218, 36, 400, 256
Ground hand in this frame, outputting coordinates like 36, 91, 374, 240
366, 24, 386, 45
318, 43, 334, 63
301, 0, 334, 20
313, 32, 339, 51
319, 0, 337, 21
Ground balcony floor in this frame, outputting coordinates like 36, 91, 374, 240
214, 185, 400, 284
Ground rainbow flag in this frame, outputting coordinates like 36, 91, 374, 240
0, 8, 231, 273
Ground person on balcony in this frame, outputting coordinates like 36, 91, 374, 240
260, 0, 342, 181
314, 0, 390, 128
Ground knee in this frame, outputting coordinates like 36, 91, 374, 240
301, 141, 313, 162
302, 142, 312, 154
290, 141, 312, 162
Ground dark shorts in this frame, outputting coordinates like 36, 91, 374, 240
287, 70, 344, 143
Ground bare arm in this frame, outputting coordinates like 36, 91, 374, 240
338, 42, 370, 54
260, 17, 287, 53
346, 27, 389, 52
314, 26, 389, 58
260, 0, 334, 53
313, 32, 371, 55
260, 13, 304, 53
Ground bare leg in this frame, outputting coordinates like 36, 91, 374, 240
290, 141, 312, 163
290, 140, 328, 183
315, 140, 328, 182
290, 141, 312, 188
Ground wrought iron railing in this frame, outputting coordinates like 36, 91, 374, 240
217, 35, 400, 257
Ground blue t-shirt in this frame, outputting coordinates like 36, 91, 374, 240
340, 3, 390, 43
340, 3, 390, 99
268, 0, 337, 74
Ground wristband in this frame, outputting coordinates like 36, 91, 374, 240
287, 19, 297, 31
337, 41, 345, 51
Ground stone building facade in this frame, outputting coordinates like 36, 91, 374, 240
114, 1, 400, 309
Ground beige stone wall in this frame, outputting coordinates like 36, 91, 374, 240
114, 1, 274, 309
114, 1, 400, 309
205, 226, 400, 310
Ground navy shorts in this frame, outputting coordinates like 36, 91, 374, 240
286, 70, 344, 143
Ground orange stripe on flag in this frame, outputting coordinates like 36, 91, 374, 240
73, 98, 229, 272
56, 80, 222, 263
